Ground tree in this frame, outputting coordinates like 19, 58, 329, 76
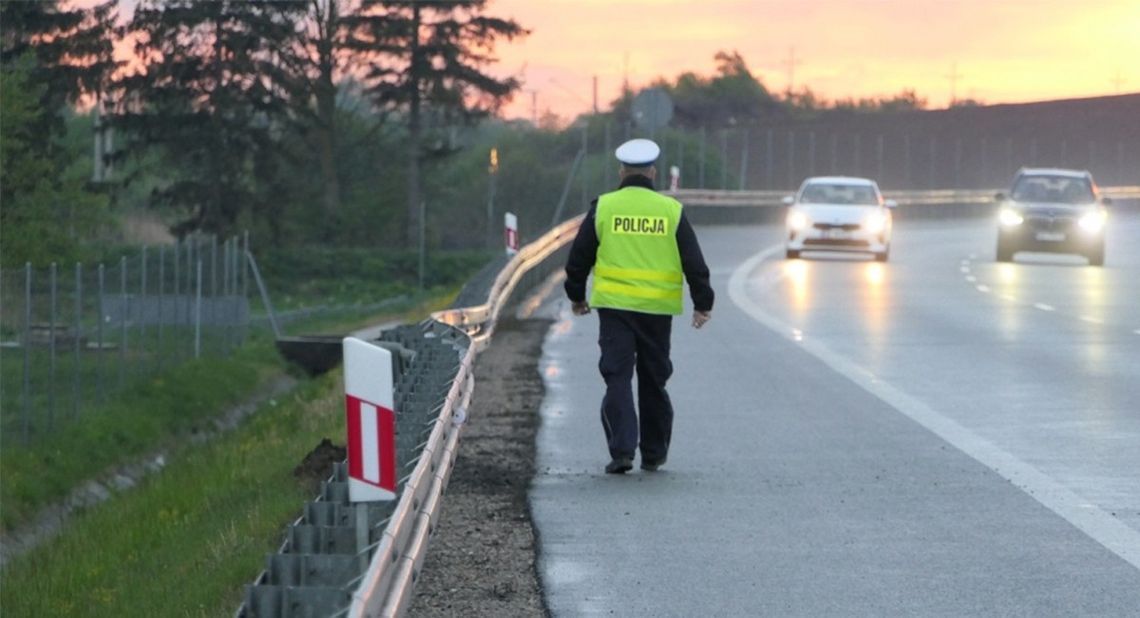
0, 1, 117, 263
350, 0, 527, 246
114, 0, 306, 238
0, 0, 119, 120
668, 50, 780, 128
1, 55, 109, 265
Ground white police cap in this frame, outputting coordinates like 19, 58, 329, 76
615, 138, 660, 166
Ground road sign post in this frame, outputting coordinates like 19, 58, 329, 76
505, 212, 519, 256
343, 337, 397, 502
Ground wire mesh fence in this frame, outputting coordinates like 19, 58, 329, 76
0, 234, 249, 447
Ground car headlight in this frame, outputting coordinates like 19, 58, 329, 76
864, 212, 887, 235
999, 208, 1024, 227
788, 211, 809, 231
1078, 210, 1106, 233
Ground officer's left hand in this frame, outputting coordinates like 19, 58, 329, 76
572, 301, 591, 315
692, 310, 711, 329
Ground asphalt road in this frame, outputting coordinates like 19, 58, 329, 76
530, 212, 1140, 617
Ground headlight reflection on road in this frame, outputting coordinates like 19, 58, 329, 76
997, 263, 1017, 285
782, 259, 811, 312
865, 262, 885, 286
861, 262, 889, 362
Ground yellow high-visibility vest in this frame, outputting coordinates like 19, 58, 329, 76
590, 186, 684, 315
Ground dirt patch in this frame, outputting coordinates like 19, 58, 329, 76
407, 317, 551, 617
293, 438, 347, 495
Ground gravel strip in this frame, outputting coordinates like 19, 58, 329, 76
408, 317, 551, 617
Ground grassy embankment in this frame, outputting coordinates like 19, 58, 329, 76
0, 291, 459, 616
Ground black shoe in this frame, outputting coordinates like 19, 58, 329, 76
640, 456, 666, 471
605, 457, 633, 474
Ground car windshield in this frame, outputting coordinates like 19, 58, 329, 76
799, 183, 879, 205
1011, 176, 1095, 204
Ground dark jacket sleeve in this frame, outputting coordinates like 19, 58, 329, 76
676, 211, 714, 312
563, 203, 599, 303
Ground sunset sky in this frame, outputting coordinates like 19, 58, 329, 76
485, 0, 1140, 121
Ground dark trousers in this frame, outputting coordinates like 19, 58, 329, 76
597, 308, 674, 461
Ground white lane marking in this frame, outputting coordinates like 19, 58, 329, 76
960, 266, 970, 273
1134, 329, 1140, 335
965, 275, 977, 283
728, 246, 1140, 571
999, 294, 1017, 301
1035, 303, 1055, 312
1080, 316, 1103, 324
976, 285, 990, 293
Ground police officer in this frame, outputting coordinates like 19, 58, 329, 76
564, 138, 714, 474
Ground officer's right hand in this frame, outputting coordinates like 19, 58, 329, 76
572, 301, 591, 316
692, 310, 711, 329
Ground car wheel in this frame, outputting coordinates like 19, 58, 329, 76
996, 239, 1014, 263
785, 248, 801, 260
1087, 242, 1105, 267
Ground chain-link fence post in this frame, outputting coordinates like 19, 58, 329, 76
766, 129, 774, 190
720, 129, 728, 190
787, 130, 796, 189
49, 263, 57, 431
97, 263, 105, 404
195, 259, 202, 359
22, 263, 32, 444
140, 246, 148, 375
928, 136, 937, 189
74, 262, 82, 419
119, 256, 127, 390
157, 245, 165, 371
698, 127, 706, 189
738, 128, 749, 190
876, 135, 884, 182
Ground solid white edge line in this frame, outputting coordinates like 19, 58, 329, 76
728, 245, 1140, 571
1035, 303, 1056, 312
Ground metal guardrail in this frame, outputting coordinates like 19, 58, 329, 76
346, 213, 584, 617
240, 182, 1140, 617
235, 214, 587, 618
664, 185, 1140, 207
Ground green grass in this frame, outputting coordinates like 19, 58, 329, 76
0, 370, 344, 617
1, 324, 251, 448
0, 293, 460, 616
0, 336, 281, 532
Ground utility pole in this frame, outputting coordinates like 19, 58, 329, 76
783, 47, 801, 98
486, 148, 499, 249
1111, 69, 1125, 94
593, 75, 599, 114
524, 89, 538, 126
945, 62, 963, 106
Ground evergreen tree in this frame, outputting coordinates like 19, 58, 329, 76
0, 1, 117, 262
349, 0, 527, 246
1, 55, 109, 265
114, 0, 306, 238
0, 0, 119, 118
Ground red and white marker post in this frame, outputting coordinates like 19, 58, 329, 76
504, 212, 519, 256
343, 337, 397, 502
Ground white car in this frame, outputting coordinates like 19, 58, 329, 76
783, 176, 895, 261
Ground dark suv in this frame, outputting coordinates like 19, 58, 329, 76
995, 168, 1110, 266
